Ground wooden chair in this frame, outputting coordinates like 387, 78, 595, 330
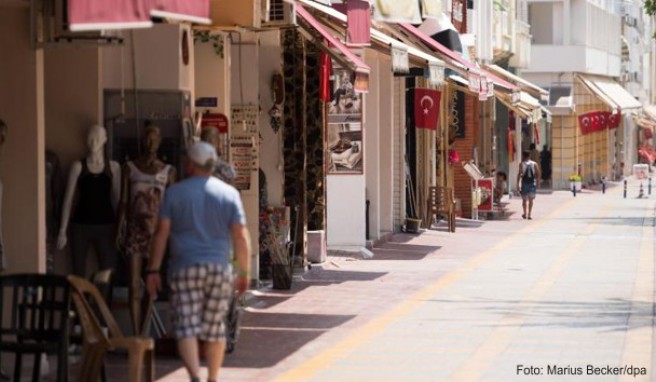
67, 275, 154, 382
0, 273, 71, 382
428, 186, 456, 233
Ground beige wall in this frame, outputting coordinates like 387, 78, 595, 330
44, 48, 102, 274
45, 49, 102, 168
0, 7, 46, 273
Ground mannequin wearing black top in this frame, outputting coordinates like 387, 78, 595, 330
57, 125, 120, 277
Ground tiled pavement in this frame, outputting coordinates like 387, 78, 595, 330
42, 178, 656, 381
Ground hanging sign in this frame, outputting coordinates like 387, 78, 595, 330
477, 178, 494, 212
230, 136, 255, 191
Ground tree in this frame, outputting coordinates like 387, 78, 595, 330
646, 0, 656, 38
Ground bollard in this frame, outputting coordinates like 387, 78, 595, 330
639, 183, 645, 199
624, 179, 627, 199
572, 182, 577, 197
649, 178, 652, 195
601, 177, 606, 194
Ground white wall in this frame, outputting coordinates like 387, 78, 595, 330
103, 24, 194, 92
378, 57, 394, 234
258, 31, 284, 207
195, 32, 231, 116
364, 53, 380, 241
327, 175, 366, 247
230, 39, 260, 278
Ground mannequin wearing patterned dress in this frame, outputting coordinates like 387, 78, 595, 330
117, 124, 176, 335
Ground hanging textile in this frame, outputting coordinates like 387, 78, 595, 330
373, 0, 421, 24
533, 123, 540, 146
421, 0, 443, 19
508, 111, 516, 162
391, 42, 410, 75
414, 88, 442, 130
347, 0, 371, 45
319, 51, 332, 102
427, 60, 445, 87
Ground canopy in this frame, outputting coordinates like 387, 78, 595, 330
576, 74, 642, 112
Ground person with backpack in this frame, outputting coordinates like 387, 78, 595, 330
517, 150, 541, 220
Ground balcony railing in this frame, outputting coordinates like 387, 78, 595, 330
509, 20, 531, 68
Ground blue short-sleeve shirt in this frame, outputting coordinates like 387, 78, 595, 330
159, 176, 246, 272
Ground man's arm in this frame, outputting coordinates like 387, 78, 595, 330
145, 219, 171, 298
232, 223, 251, 295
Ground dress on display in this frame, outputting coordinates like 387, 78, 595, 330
124, 162, 172, 258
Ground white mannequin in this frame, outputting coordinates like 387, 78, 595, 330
57, 125, 120, 250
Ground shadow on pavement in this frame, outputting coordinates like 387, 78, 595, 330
224, 312, 356, 368
370, 242, 441, 261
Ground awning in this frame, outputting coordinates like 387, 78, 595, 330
297, 0, 445, 84
149, 0, 211, 24
295, 5, 370, 77
68, 0, 152, 31
396, 23, 519, 92
68, 0, 211, 31
576, 73, 642, 111
484, 64, 549, 101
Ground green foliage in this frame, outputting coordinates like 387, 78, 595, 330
193, 31, 224, 59
646, 0, 656, 39
646, 0, 656, 15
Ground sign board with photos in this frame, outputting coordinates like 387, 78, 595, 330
327, 62, 364, 174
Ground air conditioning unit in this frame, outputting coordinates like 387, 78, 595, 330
262, 0, 295, 26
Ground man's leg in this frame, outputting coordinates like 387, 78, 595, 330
177, 337, 201, 379
521, 197, 528, 218
205, 340, 226, 381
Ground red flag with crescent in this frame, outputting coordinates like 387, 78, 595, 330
414, 88, 441, 130
578, 113, 593, 134
608, 111, 621, 129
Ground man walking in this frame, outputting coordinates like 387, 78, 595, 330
517, 150, 541, 220
146, 142, 251, 382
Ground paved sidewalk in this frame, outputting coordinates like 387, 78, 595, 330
98, 178, 655, 382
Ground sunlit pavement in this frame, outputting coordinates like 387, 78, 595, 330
103, 178, 655, 382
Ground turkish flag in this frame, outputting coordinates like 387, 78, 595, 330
598, 111, 609, 130
608, 111, 621, 129
578, 113, 593, 135
414, 88, 441, 130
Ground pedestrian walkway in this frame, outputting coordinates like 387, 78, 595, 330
103, 178, 654, 382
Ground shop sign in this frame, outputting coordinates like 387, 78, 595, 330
196, 97, 218, 108
230, 136, 256, 191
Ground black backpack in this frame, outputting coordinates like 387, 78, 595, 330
523, 163, 535, 182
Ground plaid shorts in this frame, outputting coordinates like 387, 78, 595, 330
169, 263, 234, 342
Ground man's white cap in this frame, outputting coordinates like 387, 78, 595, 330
188, 141, 217, 167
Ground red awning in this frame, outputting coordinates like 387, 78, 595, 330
68, 0, 152, 32
296, 5, 370, 75
397, 23, 518, 92
68, 0, 210, 31
148, 0, 211, 24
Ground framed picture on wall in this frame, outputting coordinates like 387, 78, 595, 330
328, 66, 363, 124
327, 122, 363, 174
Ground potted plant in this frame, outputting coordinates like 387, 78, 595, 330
568, 174, 582, 191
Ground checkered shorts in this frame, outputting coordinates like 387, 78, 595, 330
169, 263, 234, 342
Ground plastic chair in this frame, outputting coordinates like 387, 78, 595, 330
67, 275, 154, 382
0, 273, 71, 382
